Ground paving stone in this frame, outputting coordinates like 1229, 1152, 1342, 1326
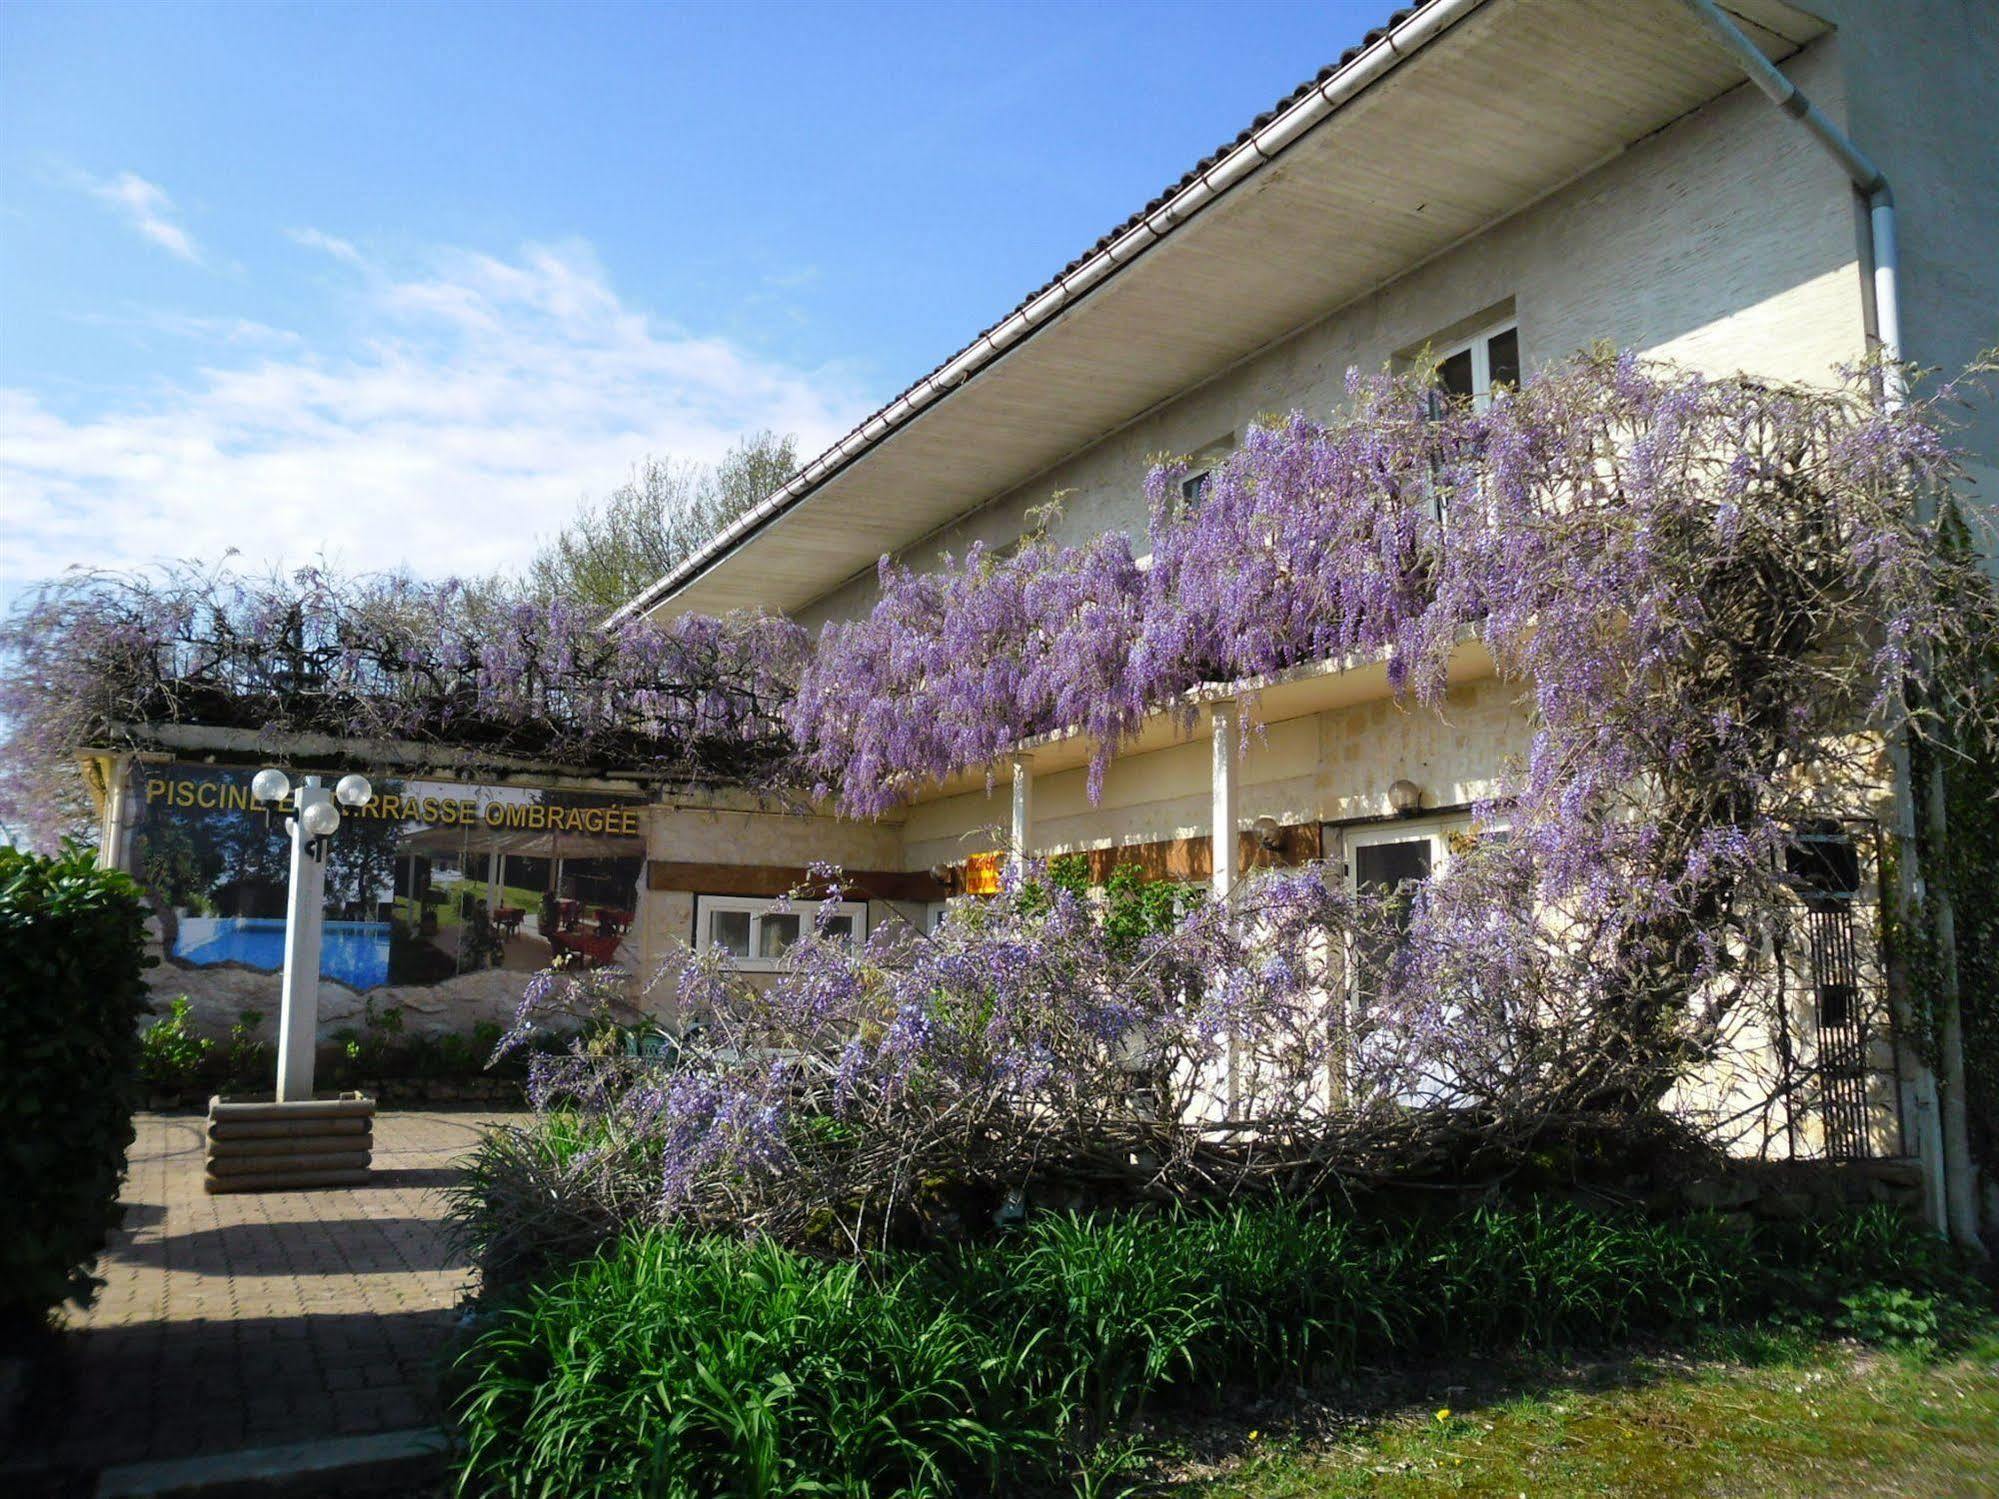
15, 1108, 527, 1474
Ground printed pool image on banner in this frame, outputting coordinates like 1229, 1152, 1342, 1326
134, 766, 648, 990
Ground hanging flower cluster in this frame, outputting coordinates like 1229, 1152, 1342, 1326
502, 845, 1772, 1247
794, 352, 1971, 825
0, 567, 808, 846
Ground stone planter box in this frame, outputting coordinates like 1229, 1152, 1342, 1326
204, 1092, 375, 1193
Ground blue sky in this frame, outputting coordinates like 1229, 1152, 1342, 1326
1, 0, 1390, 599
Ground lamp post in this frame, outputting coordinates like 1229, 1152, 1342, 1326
249, 769, 376, 1103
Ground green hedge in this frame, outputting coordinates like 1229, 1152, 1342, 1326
453, 1200, 1983, 1498
0, 845, 151, 1334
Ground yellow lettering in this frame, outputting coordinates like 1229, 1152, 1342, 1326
145, 778, 166, 802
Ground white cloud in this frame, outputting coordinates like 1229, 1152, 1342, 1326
81, 171, 201, 262
287, 226, 364, 266
0, 239, 869, 596
73, 308, 302, 348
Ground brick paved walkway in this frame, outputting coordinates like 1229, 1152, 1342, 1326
13, 1108, 526, 1480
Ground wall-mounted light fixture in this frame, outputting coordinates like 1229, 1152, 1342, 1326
1252, 815, 1285, 851
1387, 778, 1424, 817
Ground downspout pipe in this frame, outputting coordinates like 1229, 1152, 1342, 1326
1677, 0, 1979, 1250
1672, 0, 1900, 395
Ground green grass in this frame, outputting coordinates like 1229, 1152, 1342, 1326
449, 1198, 1993, 1497
1173, 1330, 1999, 1498
399, 882, 544, 933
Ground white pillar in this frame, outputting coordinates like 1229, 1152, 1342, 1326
276, 776, 330, 1104
488, 837, 503, 912
96, 754, 132, 872
1212, 701, 1243, 1111
1009, 753, 1035, 876
1211, 701, 1239, 902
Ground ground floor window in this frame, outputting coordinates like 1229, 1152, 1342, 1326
694, 894, 866, 970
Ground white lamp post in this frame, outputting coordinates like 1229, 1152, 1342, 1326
250, 768, 374, 1103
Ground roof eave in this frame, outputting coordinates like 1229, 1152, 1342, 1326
606, 0, 1478, 629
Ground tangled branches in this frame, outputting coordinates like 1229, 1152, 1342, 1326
0, 566, 808, 845
505, 859, 1750, 1251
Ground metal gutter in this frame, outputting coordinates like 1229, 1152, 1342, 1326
607, 0, 1489, 628
1673, 0, 1901, 393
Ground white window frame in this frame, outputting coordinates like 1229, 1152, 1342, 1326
1431, 320, 1519, 414
1176, 432, 1237, 507
1343, 814, 1509, 895
1421, 320, 1517, 530
694, 894, 867, 971
1347, 818, 1452, 898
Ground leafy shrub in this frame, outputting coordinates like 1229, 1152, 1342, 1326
448, 1113, 663, 1297
0, 845, 151, 1334
457, 1232, 1042, 1498
454, 1198, 1987, 1495
1833, 1285, 1947, 1349
138, 995, 211, 1088
137, 1001, 271, 1095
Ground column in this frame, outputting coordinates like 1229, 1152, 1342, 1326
95, 754, 132, 872
1009, 752, 1035, 877
1211, 701, 1239, 902
1211, 701, 1242, 1113
276, 776, 330, 1103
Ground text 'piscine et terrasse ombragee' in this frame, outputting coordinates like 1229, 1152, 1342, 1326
143, 776, 643, 836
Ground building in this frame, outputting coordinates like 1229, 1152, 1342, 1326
609, 0, 1999, 1177
87, 0, 1994, 1188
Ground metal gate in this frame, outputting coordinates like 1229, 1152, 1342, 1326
1779, 821, 1900, 1160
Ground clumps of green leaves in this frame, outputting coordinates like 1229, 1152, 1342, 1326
138, 997, 268, 1093
455, 1232, 1045, 1497
451, 1199, 1988, 1496
0, 844, 151, 1335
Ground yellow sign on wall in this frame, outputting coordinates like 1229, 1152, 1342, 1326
960, 851, 1004, 896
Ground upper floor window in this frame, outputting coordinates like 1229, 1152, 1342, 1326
695, 893, 867, 971
1177, 433, 1237, 509
1430, 323, 1520, 416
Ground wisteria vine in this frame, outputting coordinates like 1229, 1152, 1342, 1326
499, 351, 1998, 1234
0, 567, 808, 845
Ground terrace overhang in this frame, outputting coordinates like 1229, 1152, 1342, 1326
905, 632, 1499, 810
77, 724, 695, 796
627, 0, 1828, 624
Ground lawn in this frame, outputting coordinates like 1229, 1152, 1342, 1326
1167, 1331, 1999, 1498
397, 882, 546, 932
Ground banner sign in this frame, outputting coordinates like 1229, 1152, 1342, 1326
131, 764, 648, 991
